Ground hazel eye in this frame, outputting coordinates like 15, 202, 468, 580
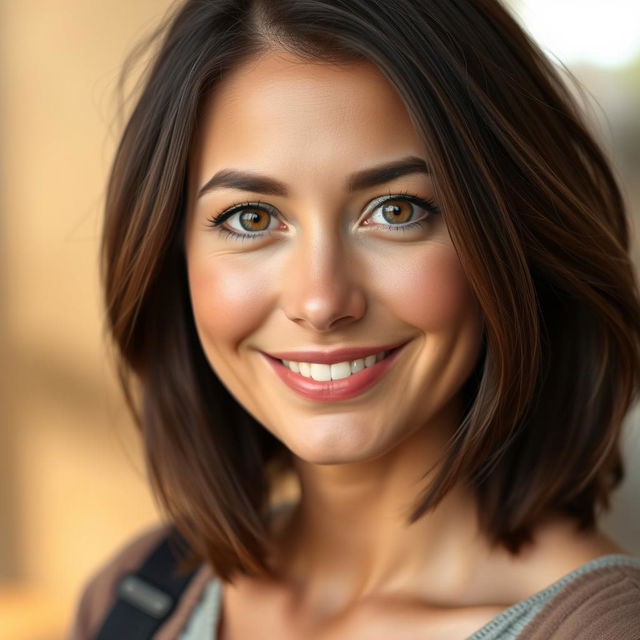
372, 199, 415, 225
230, 207, 274, 232
208, 202, 282, 238
364, 194, 439, 229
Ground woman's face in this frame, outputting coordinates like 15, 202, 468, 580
185, 49, 484, 464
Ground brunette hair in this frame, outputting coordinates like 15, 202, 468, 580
102, 0, 640, 580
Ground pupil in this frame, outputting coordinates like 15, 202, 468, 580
383, 201, 411, 224
240, 210, 268, 231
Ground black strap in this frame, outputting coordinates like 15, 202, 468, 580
94, 527, 199, 639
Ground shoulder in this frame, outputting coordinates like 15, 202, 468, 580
521, 558, 640, 639
65, 523, 172, 640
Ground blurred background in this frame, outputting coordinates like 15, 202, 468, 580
0, 1, 638, 638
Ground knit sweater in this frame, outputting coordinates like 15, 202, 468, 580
68, 525, 640, 640
178, 554, 640, 639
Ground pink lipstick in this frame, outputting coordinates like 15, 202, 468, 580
261, 342, 407, 402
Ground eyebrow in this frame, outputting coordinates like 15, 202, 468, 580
196, 155, 430, 199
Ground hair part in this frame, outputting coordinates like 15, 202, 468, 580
102, 0, 640, 581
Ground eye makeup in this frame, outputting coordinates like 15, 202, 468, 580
205, 192, 440, 241
207, 200, 281, 241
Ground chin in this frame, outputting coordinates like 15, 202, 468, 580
289, 447, 378, 466
272, 418, 395, 467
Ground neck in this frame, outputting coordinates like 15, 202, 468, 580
268, 400, 487, 612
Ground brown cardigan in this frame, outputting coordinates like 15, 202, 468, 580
67, 525, 640, 640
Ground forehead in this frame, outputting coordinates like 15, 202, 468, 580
193, 49, 428, 185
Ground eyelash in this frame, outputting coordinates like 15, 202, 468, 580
206, 191, 440, 241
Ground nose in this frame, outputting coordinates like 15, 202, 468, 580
280, 232, 367, 333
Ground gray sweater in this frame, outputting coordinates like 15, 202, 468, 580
179, 554, 640, 639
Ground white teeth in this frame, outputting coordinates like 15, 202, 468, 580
351, 358, 365, 374
330, 362, 352, 380
310, 363, 331, 381
281, 350, 389, 380
299, 362, 311, 377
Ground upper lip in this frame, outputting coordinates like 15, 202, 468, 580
264, 340, 408, 364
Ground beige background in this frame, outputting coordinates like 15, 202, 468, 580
0, 2, 638, 639
0, 2, 173, 638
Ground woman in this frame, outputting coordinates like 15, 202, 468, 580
69, 0, 640, 638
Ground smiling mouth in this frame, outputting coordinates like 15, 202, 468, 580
263, 343, 407, 402
278, 348, 394, 381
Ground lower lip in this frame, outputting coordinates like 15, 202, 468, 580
262, 346, 406, 402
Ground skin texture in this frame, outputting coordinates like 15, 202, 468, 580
184, 49, 622, 639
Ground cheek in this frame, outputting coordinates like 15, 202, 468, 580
186, 250, 276, 351
370, 243, 479, 330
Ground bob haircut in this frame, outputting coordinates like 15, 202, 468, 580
103, 0, 640, 580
